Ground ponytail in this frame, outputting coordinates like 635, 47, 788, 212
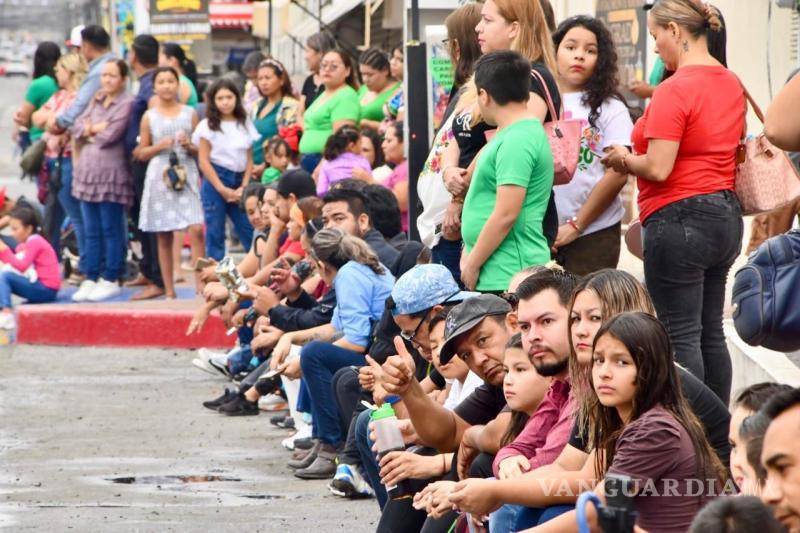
311, 228, 385, 275
183, 58, 198, 92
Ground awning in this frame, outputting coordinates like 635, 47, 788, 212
209, 1, 254, 29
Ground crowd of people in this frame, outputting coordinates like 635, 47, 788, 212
7, 0, 800, 531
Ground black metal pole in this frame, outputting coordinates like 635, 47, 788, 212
406, 0, 428, 242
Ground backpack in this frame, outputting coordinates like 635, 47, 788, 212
731, 229, 800, 352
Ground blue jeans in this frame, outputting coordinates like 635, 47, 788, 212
299, 340, 365, 446
46, 156, 85, 271
643, 190, 743, 404
355, 408, 388, 508
81, 201, 126, 281
201, 163, 254, 261
490, 503, 573, 532
431, 237, 463, 288
0, 271, 58, 308
300, 153, 322, 174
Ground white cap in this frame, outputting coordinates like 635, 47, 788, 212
68, 25, 84, 48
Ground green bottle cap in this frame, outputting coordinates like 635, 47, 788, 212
370, 403, 397, 421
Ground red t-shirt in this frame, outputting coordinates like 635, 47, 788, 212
278, 237, 305, 258
632, 65, 744, 222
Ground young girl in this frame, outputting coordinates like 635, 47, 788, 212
137, 67, 205, 299
358, 127, 392, 182
316, 125, 371, 195
0, 207, 60, 330
526, 312, 729, 533
194, 78, 261, 261
261, 136, 291, 185
551, 16, 633, 276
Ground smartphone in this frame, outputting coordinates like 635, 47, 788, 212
194, 257, 215, 271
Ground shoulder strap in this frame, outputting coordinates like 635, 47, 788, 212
530, 68, 559, 121
733, 73, 764, 142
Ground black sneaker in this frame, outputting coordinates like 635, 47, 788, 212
218, 393, 259, 416
279, 417, 295, 429
202, 388, 238, 411
270, 414, 287, 427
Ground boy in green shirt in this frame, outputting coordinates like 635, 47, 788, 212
460, 50, 554, 291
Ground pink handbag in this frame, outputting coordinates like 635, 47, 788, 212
735, 83, 800, 216
531, 69, 583, 185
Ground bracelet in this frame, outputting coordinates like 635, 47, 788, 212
441, 454, 448, 476
567, 217, 583, 234
452, 196, 465, 205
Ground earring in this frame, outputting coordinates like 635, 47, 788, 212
682, 40, 689, 52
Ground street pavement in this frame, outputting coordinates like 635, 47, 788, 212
0, 345, 377, 532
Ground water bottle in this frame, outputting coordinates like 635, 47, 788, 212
371, 403, 413, 499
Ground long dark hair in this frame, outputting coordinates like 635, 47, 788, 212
257, 58, 294, 98
590, 313, 728, 487
10, 206, 41, 234
360, 127, 385, 168
324, 125, 361, 161
161, 42, 198, 91
500, 333, 531, 446
553, 16, 628, 128
33, 41, 61, 79
323, 49, 359, 91
205, 78, 248, 132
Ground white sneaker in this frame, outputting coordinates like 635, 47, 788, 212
0, 312, 16, 330
258, 393, 288, 411
282, 423, 312, 451
191, 348, 232, 378
87, 278, 121, 302
72, 280, 97, 302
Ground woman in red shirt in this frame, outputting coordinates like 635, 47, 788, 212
602, 0, 744, 405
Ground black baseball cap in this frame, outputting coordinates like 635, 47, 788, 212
277, 169, 316, 200
439, 294, 511, 364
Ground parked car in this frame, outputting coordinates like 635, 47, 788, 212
4, 60, 28, 77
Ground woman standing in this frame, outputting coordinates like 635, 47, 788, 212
159, 43, 199, 108
298, 49, 360, 174
357, 48, 400, 130
69, 60, 135, 302
551, 17, 633, 276
250, 58, 300, 175
13, 42, 60, 157
32, 52, 88, 270
301, 32, 337, 112
137, 67, 205, 299
602, 0, 743, 404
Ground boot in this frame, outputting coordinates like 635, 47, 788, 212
294, 443, 338, 479
288, 439, 320, 470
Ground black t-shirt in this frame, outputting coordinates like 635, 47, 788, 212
529, 61, 561, 123
567, 366, 732, 466
454, 382, 507, 426
301, 74, 323, 109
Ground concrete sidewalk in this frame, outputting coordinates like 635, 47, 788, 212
0, 345, 377, 532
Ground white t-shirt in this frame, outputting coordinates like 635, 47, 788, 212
554, 92, 633, 236
443, 371, 484, 411
192, 118, 261, 172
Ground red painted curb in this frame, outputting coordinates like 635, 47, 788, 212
17, 305, 236, 349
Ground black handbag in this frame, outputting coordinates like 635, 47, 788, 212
162, 150, 187, 191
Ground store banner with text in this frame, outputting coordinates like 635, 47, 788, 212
596, 0, 647, 108
149, 0, 213, 73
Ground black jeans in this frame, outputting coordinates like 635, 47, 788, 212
131, 160, 163, 287
643, 190, 743, 404
332, 366, 370, 466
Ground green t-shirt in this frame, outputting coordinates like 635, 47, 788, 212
180, 74, 199, 108
24, 75, 59, 141
461, 119, 553, 291
251, 98, 281, 165
261, 166, 282, 184
299, 85, 360, 155
358, 81, 401, 124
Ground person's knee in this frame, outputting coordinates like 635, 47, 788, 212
300, 340, 327, 371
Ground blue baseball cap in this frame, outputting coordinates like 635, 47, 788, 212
391, 264, 478, 316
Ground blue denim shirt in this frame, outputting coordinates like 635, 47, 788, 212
56, 52, 115, 129
124, 69, 156, 155
331, 261, 395, 347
